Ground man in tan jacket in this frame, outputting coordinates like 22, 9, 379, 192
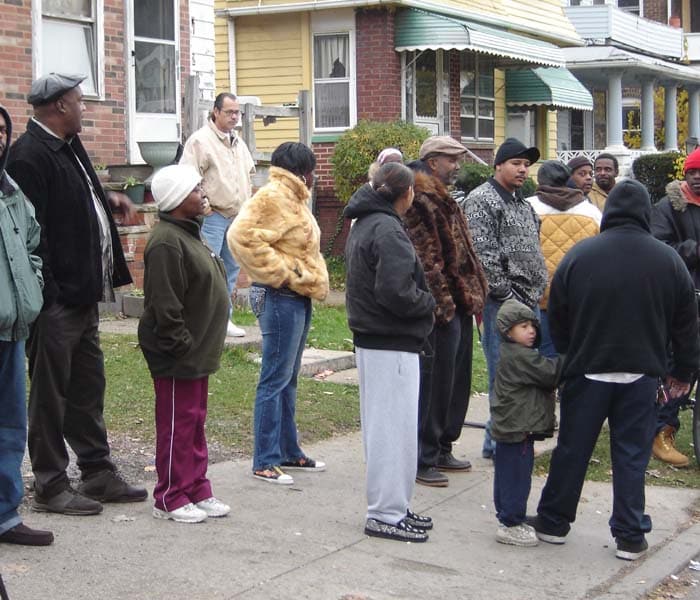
180, 93, 255, 337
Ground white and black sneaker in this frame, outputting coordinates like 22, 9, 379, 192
364, 517, 429, 542
615, 537, 648, 561
405, 509, 433, 531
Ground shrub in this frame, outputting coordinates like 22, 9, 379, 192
632, 151, 682, 203
521, 177, 536, 198
455, 162, 493, 195
331, 120, 430, 203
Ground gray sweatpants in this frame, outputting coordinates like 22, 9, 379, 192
356, 346, 419, 524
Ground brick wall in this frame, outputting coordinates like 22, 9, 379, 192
355, 8, 402, 121
310, 7, 406, 256
0, 0, 191, 290
644, 0, 667, 24
0, 0, 190, 168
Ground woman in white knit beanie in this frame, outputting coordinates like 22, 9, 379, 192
138, 164, 231, 523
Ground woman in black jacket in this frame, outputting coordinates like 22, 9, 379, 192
344, 162, 436, 542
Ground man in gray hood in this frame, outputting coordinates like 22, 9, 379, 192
0, 105, 53, 546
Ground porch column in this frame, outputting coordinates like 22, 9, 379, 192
664, 83, 678, 151
607, 70, 624, 150
688, 86, 700, 144
640, 78, 656, 151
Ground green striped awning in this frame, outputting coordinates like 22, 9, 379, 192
394, 8, 564, 68
506, 67, 593, 111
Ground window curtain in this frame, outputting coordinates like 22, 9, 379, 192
314, 35, 349, 79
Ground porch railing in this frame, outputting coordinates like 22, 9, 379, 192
556, 149, 659, 163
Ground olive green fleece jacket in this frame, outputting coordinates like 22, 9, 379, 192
491, 299, 563, 443
138, 213, 229, 379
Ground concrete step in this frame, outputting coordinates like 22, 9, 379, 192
299, 348, 356, 377
251, 348, 355, 378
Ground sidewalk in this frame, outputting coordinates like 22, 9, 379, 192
3, 391, 699, 600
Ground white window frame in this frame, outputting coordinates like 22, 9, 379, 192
32, 0, 105, 101
506, 107, 538, 148
311, 10, 356, 133
459, 53, 495, 143
565, 0, 643, 16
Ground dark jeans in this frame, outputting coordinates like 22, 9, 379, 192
655, 394, 683, 433
494, 439, 534, 527
418, 309, 473, 467
27, 303, 114, 497
538, 310, 557, 359
537, 375, 656, 544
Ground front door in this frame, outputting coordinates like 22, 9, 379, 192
126, 0, 181, 163
404, 50, 449, 135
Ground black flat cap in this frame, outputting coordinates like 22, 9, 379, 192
28, 73, 86, 106
494, 137, 540, 166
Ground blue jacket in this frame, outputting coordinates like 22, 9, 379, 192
0, 105, 43, 341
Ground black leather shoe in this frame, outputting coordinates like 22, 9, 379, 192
33, 488, 103, 516
437, 452, 472, 472
0, 523, 54, 546
416, 466, 449, 487
78, 470, 147, 503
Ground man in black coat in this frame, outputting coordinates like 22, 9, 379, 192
530, 179, 699, 561
7, 73, 147, 515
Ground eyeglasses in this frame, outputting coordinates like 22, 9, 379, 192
221, 109, 240, 117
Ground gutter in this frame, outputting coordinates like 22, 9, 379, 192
214, 0, 584, 47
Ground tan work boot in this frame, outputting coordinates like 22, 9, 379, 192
652, 425, 689, 467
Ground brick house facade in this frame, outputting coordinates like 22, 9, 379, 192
0, 0, 192, 290
309, 8, 496, 254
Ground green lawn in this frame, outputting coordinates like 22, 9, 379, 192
103, 335, 359, 458
101, 299, 697, 488
534, 409, 700, 488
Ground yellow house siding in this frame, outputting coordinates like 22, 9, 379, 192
218, 0, 580, 44
545, 109, 558, 161
494, 68, 506, 147
214, 0, 231, 92
221, 14, 306, 151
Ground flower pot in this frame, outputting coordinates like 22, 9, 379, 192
122, 294, 145, 318
124, 183, 146, 205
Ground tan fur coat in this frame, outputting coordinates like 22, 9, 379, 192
227, 166, 329, 300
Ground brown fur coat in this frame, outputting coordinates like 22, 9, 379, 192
403, 172, 488, 325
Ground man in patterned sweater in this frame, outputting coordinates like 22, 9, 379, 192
459, 138, 547, 459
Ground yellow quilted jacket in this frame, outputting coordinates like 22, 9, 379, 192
227, 166, 329, 301
528, 192, 601, 308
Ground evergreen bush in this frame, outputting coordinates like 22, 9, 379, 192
632, 151, 682, 203
331, 120, 430, 203
455, 162, 493, 195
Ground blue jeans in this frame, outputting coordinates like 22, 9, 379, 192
249, 285, 312, 471
537, 375, 656, 543
481, 298, 502, 456
201, 212, 241, 310
0, 341, 27, 535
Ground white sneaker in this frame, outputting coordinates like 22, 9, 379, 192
496, 523, 539, 547
153, 502, 207, 523
196, 497, 231, 517
226, 322, 245, 337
